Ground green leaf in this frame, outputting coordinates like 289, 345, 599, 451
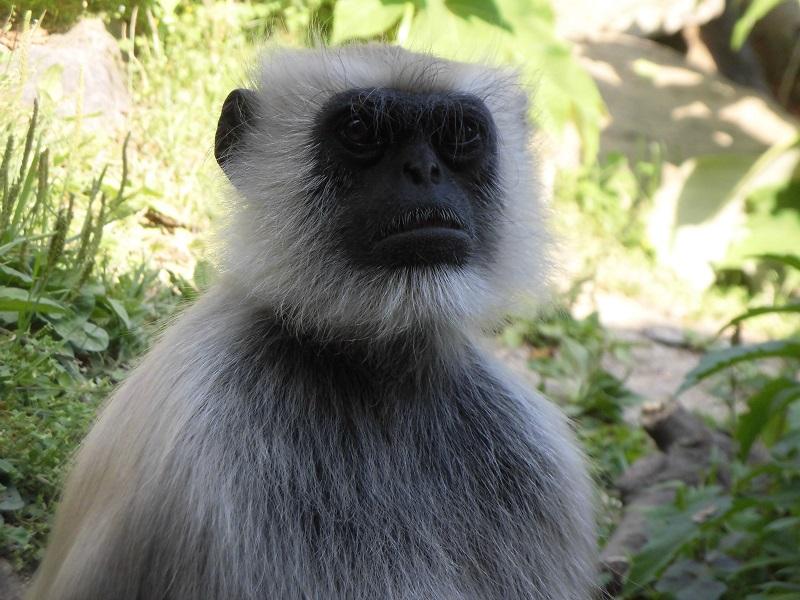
0, 484, 24, 512
105, 297, 132, 330
0, 286, 66, 314
722, 139, 800, 263
52, 317, 110, 352
655, 559, 727, 600
736, 378, 800, 459
2, 525, 31, 547
0, 264, 32, 284
721, 303, 800, 331
624, 518, 698, 591
764, 516, 800, 532
445, 0, 511, 30
731, 0, 784, 50
623, 502, 700, 590
624, 486, 728, 592
679, 340, 800, 394
331, 0, 406, 44
192, 259, 216, 292
755, 253, 800, 272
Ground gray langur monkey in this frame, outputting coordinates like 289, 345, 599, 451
28, 45, 596, 600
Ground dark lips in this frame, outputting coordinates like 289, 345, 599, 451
375, 207, 467, 243
371, 206, 472, 267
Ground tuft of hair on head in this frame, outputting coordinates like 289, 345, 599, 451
214, 44, 552, 342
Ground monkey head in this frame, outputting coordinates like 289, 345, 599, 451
214, 45, 549, 339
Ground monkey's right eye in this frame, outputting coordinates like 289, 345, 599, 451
336, 116, 382, 155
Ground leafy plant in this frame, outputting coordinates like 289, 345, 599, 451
556, 151, 661, 250
0, 102, 131, 345
505, 308, 640, 421
621, 255, 800, 599
0, 103, 181, 570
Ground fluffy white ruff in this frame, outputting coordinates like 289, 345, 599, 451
221, 44, 550, 339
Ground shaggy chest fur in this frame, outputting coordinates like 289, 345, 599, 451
143, 318, 587, 600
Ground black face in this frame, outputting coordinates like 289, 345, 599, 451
215, 87, 501, 270
313, 88, 499, 269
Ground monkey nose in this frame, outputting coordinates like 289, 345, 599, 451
403, 160, 441, 185
400, 144, 442, 186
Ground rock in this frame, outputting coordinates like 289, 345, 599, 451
575, 33, 799, 164
554, 0, 724, 39
14, 19, 130, 132
600, 403, 737, 595
0, 560, 23, 600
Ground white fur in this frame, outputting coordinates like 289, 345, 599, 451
222, 44, 549, 340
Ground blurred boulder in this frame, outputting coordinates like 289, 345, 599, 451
10, 19, 130, 132
555, 1, 800, 117
554, 0, 724, 38
575, 33, 798, 164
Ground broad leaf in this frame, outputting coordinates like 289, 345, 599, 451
624, 486, 729, 592
0, 264, 32, 284
0, 484, 24, 512
723, 139, 800, 263
755, 253, 800, 272
721, 303, 800, 331
52, 317, 110, 352
736, 378, 800, 459
105, 297, 132, 330
655, 559, 727, 600
679, 340, 800, 393
674, 154, 759, 228
331, 0, 406, 44
0, 286, 66, 314
445, 0, 511, 30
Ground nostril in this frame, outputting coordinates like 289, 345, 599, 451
403, 161, 424, 184
430, 163, 441, 183
403, 160, 441, 185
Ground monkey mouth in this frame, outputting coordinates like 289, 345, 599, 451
371, 206, 472, 267
376, 207, 467, 242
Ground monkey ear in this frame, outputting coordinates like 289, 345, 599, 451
215, 88, 259, 176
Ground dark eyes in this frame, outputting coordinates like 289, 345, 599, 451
457, 121, 483, 148
333, 109, 488, 163
436, 117, 485, 161
336, 115, 382, 154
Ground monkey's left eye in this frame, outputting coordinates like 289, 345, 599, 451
436, 116, 485, 162
460, 122, 482, 147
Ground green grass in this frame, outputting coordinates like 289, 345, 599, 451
0, 16, 185, 570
